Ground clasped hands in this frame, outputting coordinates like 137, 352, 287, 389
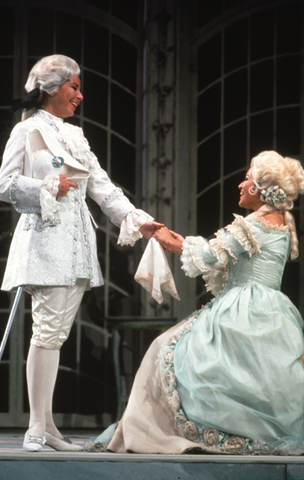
140, 223, 184, 256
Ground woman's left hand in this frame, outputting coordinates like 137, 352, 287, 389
139, 221, 164, 240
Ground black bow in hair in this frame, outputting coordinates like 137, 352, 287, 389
7, 88, 41, 113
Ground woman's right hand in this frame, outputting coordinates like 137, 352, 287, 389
153, 226, 184, 255
57, 174, 78, 197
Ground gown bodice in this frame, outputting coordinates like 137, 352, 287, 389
226, 219, 290, 292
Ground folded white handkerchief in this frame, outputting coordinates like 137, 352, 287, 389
135, 238, 180, 304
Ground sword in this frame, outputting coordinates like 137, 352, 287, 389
0, 286, 23, 361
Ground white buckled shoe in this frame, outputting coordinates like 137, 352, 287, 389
45, 432, 83, 451
23, 431, 45, 452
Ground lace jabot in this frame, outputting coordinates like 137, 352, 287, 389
34, 110, 92, 164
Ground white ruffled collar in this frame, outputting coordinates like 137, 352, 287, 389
34, 110, 91, 164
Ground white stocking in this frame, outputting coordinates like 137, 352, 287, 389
45, 349, 62, 438
26, 345, 60, 438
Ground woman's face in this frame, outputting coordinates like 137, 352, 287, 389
238, 168, 263, 211
42, 75, 83, 118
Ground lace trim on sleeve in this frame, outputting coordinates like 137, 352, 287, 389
118, 209, 154, 247
180, 236, 210, 277
181, 236, 228, 297
181, 215, 261, 298
40, 175, 60, 221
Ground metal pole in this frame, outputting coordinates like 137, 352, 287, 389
0, 286, 23, 361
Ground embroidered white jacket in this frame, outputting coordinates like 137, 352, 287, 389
0, 110, 151, 291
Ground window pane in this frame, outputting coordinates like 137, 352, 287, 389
197, 134, 221, 193
197, 34, 221, 91
277, 3, 301, 54
108, 287, 133, 316
28, 7, 54, 56
224, 68, 247, 124
79, 356, 116, 415
277, 55, 301, 106
0, 365, 8, 412
0, 7, 14, 55
112, 34, 137, 92
250, 60, 274, 113
111, 84, 136, 143
250, 112, 273, 159
83, 71, 108, 125
250, 9, 274, 61
0, 59, 13, 106
282, 262, 299, 306
0, 312, 10, 362
84, 0, 109, 11
56, 11, 81, 63
197, 83, 221, 141
112, 0, 138, 30
224, 172, 245, 226
224, 19, 248, 73
54, 371, 77, 412
84, 20, 109, 75
277, 108, 301, 156
225, 0, 244, 8
83, 122, 107, 169
197, 0, 222, 29
111, 134, 135, 194
0, 289, 9, 310
109, 246, 134, 296
197, 186, 220, 238
224, 121, 247, 175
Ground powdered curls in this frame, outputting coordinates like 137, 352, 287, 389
22, 54, 80, 120
250, 150, 304, 260
250, 151, 304, 211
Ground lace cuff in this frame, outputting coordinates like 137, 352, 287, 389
118, 209, 154, 247
181, 236, 228, 298
181, 236, 210, 277
40, 175, 60, 221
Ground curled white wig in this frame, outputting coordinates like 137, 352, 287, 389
22, 54, 80, 120
250, 151, 304, 259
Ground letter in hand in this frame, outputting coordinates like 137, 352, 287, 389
57, 174, 78, 197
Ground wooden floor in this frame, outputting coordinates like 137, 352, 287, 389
0, 430, 304, 479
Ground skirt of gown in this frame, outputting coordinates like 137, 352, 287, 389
87, 284, 304, 455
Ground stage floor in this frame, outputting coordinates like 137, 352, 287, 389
0, 430, 304, 480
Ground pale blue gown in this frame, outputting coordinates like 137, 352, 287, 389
89, 214, 304, 455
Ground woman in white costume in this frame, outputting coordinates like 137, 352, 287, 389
87, 151, 304, 455
0, 54, 162, 452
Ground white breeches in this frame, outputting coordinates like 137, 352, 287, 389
29, 279, 88, 350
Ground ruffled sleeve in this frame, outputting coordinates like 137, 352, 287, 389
118, 209, 154, 246
181, 214, 261, 297
40, 175, 60, 221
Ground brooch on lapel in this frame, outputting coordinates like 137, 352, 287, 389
52, 156, 64, 168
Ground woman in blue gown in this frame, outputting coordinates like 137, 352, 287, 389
87, 151, 304, 455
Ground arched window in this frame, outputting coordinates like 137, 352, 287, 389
195, 0, 303, 308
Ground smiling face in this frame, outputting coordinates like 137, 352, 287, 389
238, 168, 263, 211
42, 75, 83, 118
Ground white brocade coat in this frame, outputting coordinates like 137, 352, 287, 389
0, 110, 138, 291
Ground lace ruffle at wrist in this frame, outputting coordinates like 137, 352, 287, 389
118, 209, 154, 246
181, 236, 209, 277
40, 175, 60, 221
181, 236, 229, 298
